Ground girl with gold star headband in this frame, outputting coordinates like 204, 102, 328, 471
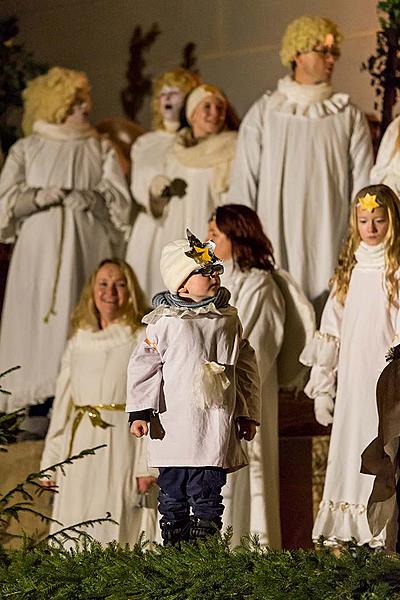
301, 183, 400, 550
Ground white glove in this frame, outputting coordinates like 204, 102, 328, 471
149, 175, 171, 198
63, 190, 94, 212
35, 188, 66, 208
314, 395, 334, 427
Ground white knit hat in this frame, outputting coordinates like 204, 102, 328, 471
160, 239, 196, 294
160, 230, 224, 293
185, 84, 226, 124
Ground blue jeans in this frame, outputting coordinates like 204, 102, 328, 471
158, 467, 227, 526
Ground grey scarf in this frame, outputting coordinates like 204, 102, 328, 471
152, 286, 231, 309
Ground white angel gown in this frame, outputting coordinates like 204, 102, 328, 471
370, 115, 400, 194
228, 76, 373, 313
221, 262, 315, 548
301, 243, 398, 547
0, 121, 131, 410
40, 324, 158, 547
126, 128, 237, 301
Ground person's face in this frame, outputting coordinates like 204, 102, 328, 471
294, 34, 340, 85
356, 206, 389, 246
178, 271, 221, 302
94, 263, 129, 327
191, 95, 227, 138
207, 220, 232, 261
158, 86, 184, 122
64, 101, 91, 125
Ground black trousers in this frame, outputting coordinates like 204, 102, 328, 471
158, 466, 227, 526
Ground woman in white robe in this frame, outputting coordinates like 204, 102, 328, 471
40, 259, 158, 546
126, 83, 237, 302
301, 184, 400, 548
208, 204, 315, 548
0, 68, 131, 413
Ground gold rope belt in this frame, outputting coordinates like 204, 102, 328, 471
43, 205, 65, 323
68, 403, 125, 457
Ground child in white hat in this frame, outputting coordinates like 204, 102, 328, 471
126, 229, 261, 545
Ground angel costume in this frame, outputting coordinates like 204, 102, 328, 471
40, 323, 158, 546
301, 242, 398, 547
126, 128, 237, 301
228, 76, 373, 314
221, 262, 315, 548
0, 121, 131, 410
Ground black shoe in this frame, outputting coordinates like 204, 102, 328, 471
189, 517, 221, 542
160, 518, 190, 547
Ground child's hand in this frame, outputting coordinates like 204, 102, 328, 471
237, 418, 257, 441
130, 420, 149, 437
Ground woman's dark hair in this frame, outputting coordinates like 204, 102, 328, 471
212, 204, 275, 272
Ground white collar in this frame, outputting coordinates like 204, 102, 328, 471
33, 119, 98, 140
273, 75, 350, 118
354, 242, 385, 269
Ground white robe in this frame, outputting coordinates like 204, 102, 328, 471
220, 263, 285, 548
301, 243, 399, 546
0, 121, 131, 409
126, 129, 237, 302
370, 115, 400, 194
126, 302, 261, 470
228, 76, 373, 314
40, 324, 158, 547
126, 130, 178, 301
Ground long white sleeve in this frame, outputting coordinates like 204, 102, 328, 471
301, 291, 343, 399
0, 140, 38, 243
370, 116, 400, 194
95, 138, 132, 240
126, 325, 164, 413
40, 340, 73, 473
227, 96, 267, 210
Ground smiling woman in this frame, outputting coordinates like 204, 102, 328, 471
40, 259, 159, 547
94, 262, 129, 328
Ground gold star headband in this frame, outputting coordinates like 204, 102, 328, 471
185, 228, 224, 274
357, 193, 380, 213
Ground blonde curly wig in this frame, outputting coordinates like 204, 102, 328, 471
152, 68, 201, 131
280, 16, 343, 67
331, 184, 400, 308
22, 66, 91, 136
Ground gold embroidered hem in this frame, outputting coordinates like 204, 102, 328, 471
68, 403, 125, 456
319, 499, 367, 515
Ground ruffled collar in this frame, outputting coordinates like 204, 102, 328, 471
143, 302, 237, 325
33, 119, 98, 140
274, 75, 350, 118
354, 242, 385, 270
74, 323, 140, 348
170, 128, 237, 168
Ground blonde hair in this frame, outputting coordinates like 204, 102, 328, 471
280, 16, 342, 67
152, 68, 201, 131
331, 184, 400, 307
70, 259, 149, 336
22, 66, 91, 136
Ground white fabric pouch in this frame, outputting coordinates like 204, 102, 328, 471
193, 361, 230, 410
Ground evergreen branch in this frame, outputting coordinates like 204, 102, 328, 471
0, 445, 106, 507
44, 512, 117, 547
